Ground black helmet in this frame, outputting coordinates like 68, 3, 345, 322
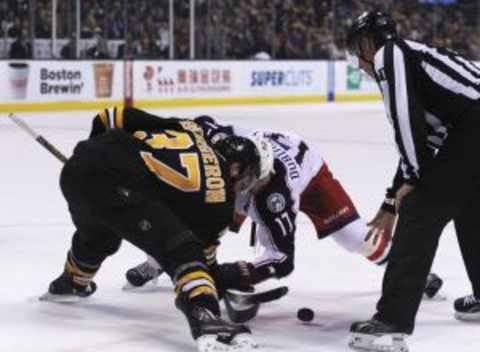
214, 135, 261, 191
346, 11, 397, 57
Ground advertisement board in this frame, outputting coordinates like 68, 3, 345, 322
0, 60, 123, 110
0, 60, 385, 112
133, 61, 328, 104
334, 61, 381, 100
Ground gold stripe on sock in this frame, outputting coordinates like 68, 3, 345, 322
189, 285, 218, 300
175, 270, 214, 294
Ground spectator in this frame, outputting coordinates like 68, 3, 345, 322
60, 34, 77, 59
284, 21, 308, 59
9, 28, 31, 59
116, 33, 138, 59
35, 3, 52, 39
81, 11, 98, 39
85, 28, 109, 59
106, 2, 125, 39
137, 32, 162, 59
308, 31, 331, 59
7, 17, 22, 38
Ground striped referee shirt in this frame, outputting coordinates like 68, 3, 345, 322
374, 39, 480, 192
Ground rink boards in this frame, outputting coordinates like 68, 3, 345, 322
0, 60, 381, 112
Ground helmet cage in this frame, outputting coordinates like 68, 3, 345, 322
213, 136, 261, 192
346, 11, 397, 58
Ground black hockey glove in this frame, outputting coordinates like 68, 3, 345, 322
213, 261, 257, 297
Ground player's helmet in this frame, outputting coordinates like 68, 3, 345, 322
214, 135, 261, 192
346, 11, 397, 57
247, 132, 274, 180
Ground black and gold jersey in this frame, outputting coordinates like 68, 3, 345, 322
90, 106, 234, 244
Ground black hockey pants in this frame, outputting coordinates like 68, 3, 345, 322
60, 130, 204, 277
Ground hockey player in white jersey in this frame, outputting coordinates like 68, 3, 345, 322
126, 116, 443, 302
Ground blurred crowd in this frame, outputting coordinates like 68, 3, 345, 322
1, 0, 479, 60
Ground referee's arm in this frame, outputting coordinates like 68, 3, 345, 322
376, 42, 434, 185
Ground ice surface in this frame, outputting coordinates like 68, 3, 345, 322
1, 103, 478, 352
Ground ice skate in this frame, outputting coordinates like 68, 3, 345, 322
39, 271, 97, 303
123, 260, 164, 290
348, 318, 409, 352
454, 294, 480, 321
423, 273, 446, 301
176, 292, 258, 352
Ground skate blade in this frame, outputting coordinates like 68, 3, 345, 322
197, 334, 258, 352
454, 311, 480, 322
38, 292, 86, 304
348, 333, 409, 352
423, 292, 447, 301
122, 276, 160, 291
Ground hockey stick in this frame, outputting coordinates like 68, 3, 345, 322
8, 113, 68, 163
249, 222, 257, 247
224, 286, 288, 323
227, 286, 288, 305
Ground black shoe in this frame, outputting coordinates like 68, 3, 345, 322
349, 318, 410, 352
175, 292, 250, 342
350, 318, 409, 335
40, 271, 97, 302
424, 273, 443, 299
125, 261, 164, 287
454, 295, 480, 321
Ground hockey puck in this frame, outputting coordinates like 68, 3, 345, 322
297, 308, 314, 322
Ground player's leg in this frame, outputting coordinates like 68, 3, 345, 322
124, 254, 164, 288
453, 190, 480, 321
95, 170, 254, 347
42, 136, 125, 301
48, 130, 254, 348
350, 110, 480, 351
124, 212, 248, 288
375, 192, 451, 330
300, 163, 443, 299
300, 163, 389, 264
348, 191, 452, 352
42, 220, 122, 302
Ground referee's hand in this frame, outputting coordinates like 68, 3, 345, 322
368, 209, 396, 241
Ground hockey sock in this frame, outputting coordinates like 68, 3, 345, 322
64, 250, 100, 288
174, 261, 220, 315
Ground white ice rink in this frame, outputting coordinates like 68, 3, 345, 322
1, 102, 478, 352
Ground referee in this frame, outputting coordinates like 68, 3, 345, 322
345, 10, 480, 349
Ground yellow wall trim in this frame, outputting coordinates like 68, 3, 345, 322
0, 94, 381, 113
334, 94, 382, 102
135, 95, 327, 108
0, 100, 124, 113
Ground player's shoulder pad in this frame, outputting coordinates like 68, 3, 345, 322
255, 162, 293, 216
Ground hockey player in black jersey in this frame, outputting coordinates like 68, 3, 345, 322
346, 10, 480, 352
40, 107, 264, 352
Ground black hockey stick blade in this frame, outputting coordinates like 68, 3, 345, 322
226, 286, 289, 305
224, 293, 259, 323
224, 286, 289, 323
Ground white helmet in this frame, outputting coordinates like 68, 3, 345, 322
247, 132, 274, 180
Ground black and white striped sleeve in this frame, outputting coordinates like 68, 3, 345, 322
375, 42, 434, 184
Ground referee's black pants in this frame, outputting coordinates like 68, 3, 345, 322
375, 105, 480, 333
